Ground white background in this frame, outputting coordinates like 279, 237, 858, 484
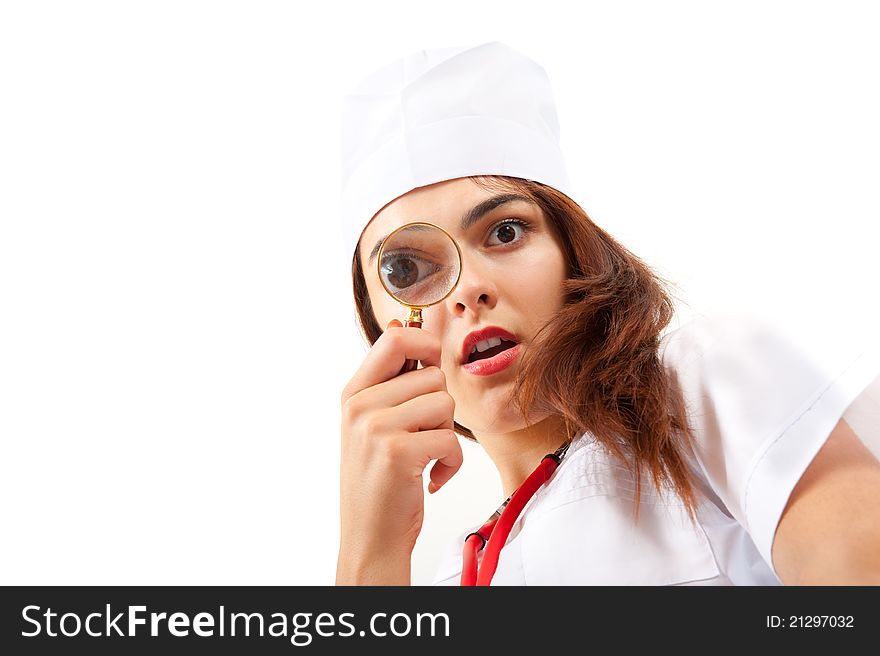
1, 1, 878, 586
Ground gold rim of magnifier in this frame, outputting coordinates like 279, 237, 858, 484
376, 221, 464, 309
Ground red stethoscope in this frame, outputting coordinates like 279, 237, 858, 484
460, 439, 571, 586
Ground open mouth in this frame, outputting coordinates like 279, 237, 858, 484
466, 338, 518, 364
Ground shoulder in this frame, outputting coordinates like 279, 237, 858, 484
657, 309, 880, 574
658, 311, 871, 452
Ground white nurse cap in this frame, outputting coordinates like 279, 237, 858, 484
339, 40, 576, 262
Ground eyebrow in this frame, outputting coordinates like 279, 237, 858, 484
367, 193, 535, 264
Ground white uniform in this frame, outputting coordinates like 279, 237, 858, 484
432, 312, 880, 585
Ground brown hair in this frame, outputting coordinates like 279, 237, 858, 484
351, 175, 700, 524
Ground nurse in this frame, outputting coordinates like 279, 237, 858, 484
335, 42, 880, 585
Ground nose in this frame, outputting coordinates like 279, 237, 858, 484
445, 251, 498, 318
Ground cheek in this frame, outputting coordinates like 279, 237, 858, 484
510, 251, 566, 307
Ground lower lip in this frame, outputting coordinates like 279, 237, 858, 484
461, 344, 522, 376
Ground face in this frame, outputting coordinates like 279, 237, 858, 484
359, 177, 569, 435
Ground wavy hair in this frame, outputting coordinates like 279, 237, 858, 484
351, 175, 700, 524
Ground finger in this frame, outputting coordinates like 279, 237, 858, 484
356, 365, 448, 411
343, 320, 443, 401
410, 429, 463, 493
392, 391, 455, 433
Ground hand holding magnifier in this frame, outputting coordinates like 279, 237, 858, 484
377, 222, 463, 376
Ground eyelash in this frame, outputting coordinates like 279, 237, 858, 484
487, 218, 532, 247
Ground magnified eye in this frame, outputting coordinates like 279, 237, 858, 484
380, 251, 442, 292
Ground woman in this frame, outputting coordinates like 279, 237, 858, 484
336, 42, 880, 585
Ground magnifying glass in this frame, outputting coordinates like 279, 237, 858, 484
377, 222, 462, 376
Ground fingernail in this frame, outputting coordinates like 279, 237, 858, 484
428, 482, 438, 494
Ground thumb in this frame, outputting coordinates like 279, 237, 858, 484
386, 318, 403, 330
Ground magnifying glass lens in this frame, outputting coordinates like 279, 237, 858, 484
377, 222, 462, 376
379, 224, 461, 307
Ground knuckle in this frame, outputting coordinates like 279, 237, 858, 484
424, 365, 446, 387
361, 410, 386, 438
340, 398, 355, 424
339, 381, 354, 406
340, 392, 364, 424
376, 433, 404, 460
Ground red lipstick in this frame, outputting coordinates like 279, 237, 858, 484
461, 343, 522, 376
460, 326, 521, 376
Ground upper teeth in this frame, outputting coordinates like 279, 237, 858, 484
471, 336, 504, 354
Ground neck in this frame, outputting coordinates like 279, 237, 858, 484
475, 414, 575, 498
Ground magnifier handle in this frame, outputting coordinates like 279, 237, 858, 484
398, 318, 423, 376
